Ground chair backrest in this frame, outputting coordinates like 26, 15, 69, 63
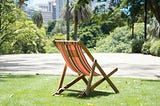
53, 40, 100, 76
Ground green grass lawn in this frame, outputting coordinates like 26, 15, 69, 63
0, 73, 159, 106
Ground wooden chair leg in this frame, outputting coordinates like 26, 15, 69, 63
58, 64, 67, 89
78, 60, 96, 98
53, 64, 67, 96
82, 76, 88, 85
96, 62, 119, 93
54, 74, 85, 95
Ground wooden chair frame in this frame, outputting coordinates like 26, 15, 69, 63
52, 40, 119, 97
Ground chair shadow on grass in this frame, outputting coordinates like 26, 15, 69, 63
62, 90, 115, 98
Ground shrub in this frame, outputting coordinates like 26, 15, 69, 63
131, 39, 144, 53
150, 40, 160, 56
100, 21, 117, 34
78, 25, 102, 48
95, 23, 145, 53
96, 26, 132, 53
53, 33, 66, 40
141, 41, 151, 54
0, 20, 46, 54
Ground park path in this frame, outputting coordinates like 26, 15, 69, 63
0, 53, 160, 79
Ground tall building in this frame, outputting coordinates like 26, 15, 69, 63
37, 0, 56, 24
56, 0, 66, 19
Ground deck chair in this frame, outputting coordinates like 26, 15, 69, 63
52, 40, 119, 97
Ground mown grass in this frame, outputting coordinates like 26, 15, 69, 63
0, 73, 159, 106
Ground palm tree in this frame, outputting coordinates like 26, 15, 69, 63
71, 0, 91, 40
31, 12, 43, 28
64, 0, 90, 40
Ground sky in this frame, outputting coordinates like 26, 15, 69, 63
27, 0, 50, 8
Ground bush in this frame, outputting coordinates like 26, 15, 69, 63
96, 26, 132, 53
95, 23, 145, 53
141, 41, 151, 54
131, 39, 144, 53
44, 37, 59, 53
0, 9, 47, 54
53, 33, 66, 40
150, 40, 160, 56
0, 20, 46, 54
78, 25, 103, 48
100, 21, 117, 34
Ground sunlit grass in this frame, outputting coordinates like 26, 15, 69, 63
0, 73, 159, 106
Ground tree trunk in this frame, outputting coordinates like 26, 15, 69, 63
131, 23, 134, 38
66, 0, 70, 40
73, 10, 78, 41
144, 0, 147, 41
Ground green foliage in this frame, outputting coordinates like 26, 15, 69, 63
0, 0, 16, 46
96, 23, 144, 53
46, 20, 57, 35
131, 23, 145, 53
44, 33, 66, 53
141, 40, 151, 54
44, 37, 59, 53
77, 14, 119, 48
100, 21, 117, 34
148, 17, 160, 38
96, 26, 132, 53
141, 37, 160, 56
31, 11, 43, 28
52, 19, 66, 35
78, 24, 102, 48
150, 40, 160, 56
71, 0, 91, 40
0, 9, 46, 54
53, 33, 66, 40
131, 39, 144, 53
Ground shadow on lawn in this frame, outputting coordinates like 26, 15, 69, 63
63, 90, 114, 98
141, 79, 160, 82
155, 75, 160, 78
0, 74, 34, 79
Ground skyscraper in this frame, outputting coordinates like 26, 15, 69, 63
56, 0, 66, 19
37, 0, 56, 24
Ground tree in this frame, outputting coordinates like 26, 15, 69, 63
16, 0, 28, 9
120, 0, 160, 39
0, 0, 16, 46
70, 0, 91, 40
32, 12, 43, 28
121, 0, 144, 38
0, 9, 46, 54
46, 20, 57, 35
147, 0, 160, 38
147, 0, 160, 24
72, 0, 91, 40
